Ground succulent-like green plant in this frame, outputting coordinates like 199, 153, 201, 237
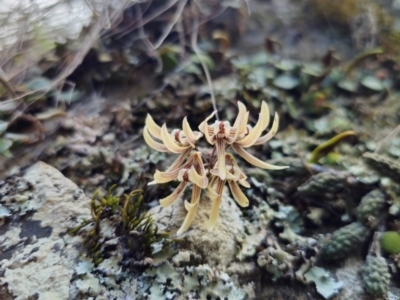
143, 101, 287, 234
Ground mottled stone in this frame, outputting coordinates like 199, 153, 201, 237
149, 188, 245, 269
0, 162, 90, 300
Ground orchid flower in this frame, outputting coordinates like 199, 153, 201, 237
199, 101, 287, 181
143, 114, 202, 171
149, 151, 208, 234
143, 101, 288, 234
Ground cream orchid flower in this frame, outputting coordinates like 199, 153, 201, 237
143, 114, 202, 171
143, 101, 288, 234
199, 101, 287, 181
208, 153, 250, 229
149, 151, 208, 234
198, 102, 248, 180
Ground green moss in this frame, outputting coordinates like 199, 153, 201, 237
380, 231, 400, 254
70, 186, 168, 267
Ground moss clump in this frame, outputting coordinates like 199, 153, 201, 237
362, 255, 390, 297
320, 222, 369, 261
380, 231, 400, 255
70, 186, 167, 268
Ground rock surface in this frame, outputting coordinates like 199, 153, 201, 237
149, 188, 245, 269
0, 162, 90, 300
0, 162, 396, 300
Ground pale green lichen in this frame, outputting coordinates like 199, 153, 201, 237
304, 266, 343, 299
138, 261, 247, 300
257, 243, 295, 281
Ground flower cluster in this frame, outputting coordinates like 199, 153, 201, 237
143, 101, 287, 234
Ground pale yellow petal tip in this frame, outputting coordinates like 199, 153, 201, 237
207, 211, 219, 231
272, 165, 289, 170
176, 228, 186, 236
207, 222, 217, 232
161, 123, 190, 153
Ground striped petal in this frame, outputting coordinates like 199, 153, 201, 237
235, 101, 269, 148
238, 111, 249, 136
230, 102, 247, 142
254, 112, 279, 145
215, 138, 227, 180
161, 124, 190, 153
182, 117, 201, 147
166, 148, 191, 172
207, 176, 219, 199
145, 114, 162, 139
188, 166, 208, 188
228, 180, 249, 207
232, 144, 288, 170
176, 185, 201, 235
159, 181, 188, 207
208, 177, 225, 230
150, 168, 181, 184
199, 111, 217, 144
233, 101, 247, 129
143, 127, 168, 152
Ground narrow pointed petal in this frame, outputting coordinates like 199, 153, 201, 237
177, 185, 201, 235
260, 101, 270, 132
232, 144, 288, 170
152, 168, 181, 184
235, 111, 266, 148
208, 178, 225, 230
145, 114, 162, 139
188, 166, 208, 188
161, 124, 190, 153
166, 148, 192, 172
230, 102, 247, 141
228, 180, 249, 207
182, 117, 201, 147
207, 176, 219, 199
239, 178, 251, 188
254, 112, 279, 145
143, 127, 168, 152
159, 181, 188, 207
215, 139, 227, 180
225, 172, 240, 181
177, 200, 199, 235
238, 111, 249, 135
198, 111, 217, 144
233, 101, 247, 129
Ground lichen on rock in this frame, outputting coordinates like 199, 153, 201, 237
137, 261, 248, 300
0, 162, 90, 300
149, 188, 245, 269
